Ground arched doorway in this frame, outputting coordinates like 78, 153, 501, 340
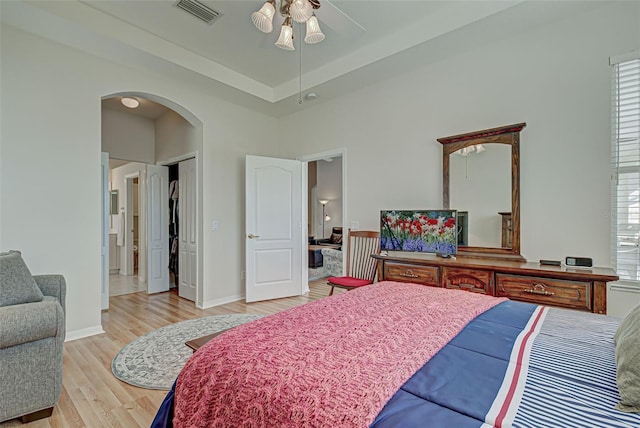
100, 92, 203, 310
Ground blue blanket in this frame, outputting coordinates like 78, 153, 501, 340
373, 300, 639, 428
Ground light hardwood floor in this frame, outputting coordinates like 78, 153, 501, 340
1, 279, 340, 427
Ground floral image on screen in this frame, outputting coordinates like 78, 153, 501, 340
380, 210, 457, 255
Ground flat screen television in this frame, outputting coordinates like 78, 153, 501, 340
380, 210, 458, 255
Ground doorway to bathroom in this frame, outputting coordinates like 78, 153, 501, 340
108, 167, 145, 297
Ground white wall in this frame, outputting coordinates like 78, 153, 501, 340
316, 158, 342, 238
155, 110, 199, 163
0, 25, 279, 337
278, 1, 640, 267
102, 108, 155, 163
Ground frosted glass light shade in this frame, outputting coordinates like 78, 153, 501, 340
304, 15, 324, 44
275, 24, 295, 50
121, 97, 139, 108
290, 0, 313, 23
251, 2, 275, 33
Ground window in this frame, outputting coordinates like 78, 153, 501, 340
612, 53, 640, 282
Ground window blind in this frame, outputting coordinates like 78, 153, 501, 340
612, 55, 640, 282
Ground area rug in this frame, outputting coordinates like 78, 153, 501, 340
111, 313, 263, 390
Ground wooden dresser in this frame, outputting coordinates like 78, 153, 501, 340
373, 252, 618, 314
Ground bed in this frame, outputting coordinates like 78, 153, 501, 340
152, 281, 640, 427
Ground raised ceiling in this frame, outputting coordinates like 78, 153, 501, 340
1, 1, 597, 116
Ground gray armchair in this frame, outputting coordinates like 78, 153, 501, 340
0, 263, 66, 423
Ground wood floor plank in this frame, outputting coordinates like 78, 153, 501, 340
0, 279, 340, 427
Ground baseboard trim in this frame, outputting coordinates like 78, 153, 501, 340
199, 294, 244, 309
65, 325, 105, 342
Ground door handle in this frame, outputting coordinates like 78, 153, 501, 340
248, 233, 260, 239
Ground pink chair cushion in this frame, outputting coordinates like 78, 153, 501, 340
327, 276, 373, 288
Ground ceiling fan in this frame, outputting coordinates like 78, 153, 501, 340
251, 0, 365, 50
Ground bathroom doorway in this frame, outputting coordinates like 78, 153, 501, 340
108, 165, 146, 297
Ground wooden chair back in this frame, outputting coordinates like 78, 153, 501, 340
346, 230, 380, 281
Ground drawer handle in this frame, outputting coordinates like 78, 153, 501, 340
399, 269, 419, 279
524, 283, 554, 296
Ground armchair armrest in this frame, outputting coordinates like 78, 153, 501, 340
0, 300, 63, 349
33, 275, 66, 314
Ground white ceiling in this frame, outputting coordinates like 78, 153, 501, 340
1, 0, 598, 117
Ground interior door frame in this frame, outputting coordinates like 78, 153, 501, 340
299, 148, 348, 278
101, 152, 110, 310
159, 151, 201, 305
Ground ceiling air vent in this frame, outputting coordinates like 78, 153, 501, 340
176, 0, 222, 25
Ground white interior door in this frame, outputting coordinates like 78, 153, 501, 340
147, 164, 170, 294
178, 158, 197, 302
245, 155, 304, 302
101, 153, 109, 310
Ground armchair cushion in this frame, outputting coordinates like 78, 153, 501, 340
0, 251, 43, 307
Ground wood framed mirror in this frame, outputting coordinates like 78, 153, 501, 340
438, 123, 526, 261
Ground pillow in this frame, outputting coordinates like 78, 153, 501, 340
0, 250, 44, 307
614, 303, 640, 412
330, 233, 342, 245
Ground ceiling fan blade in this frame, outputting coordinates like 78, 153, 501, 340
315, 0, 366, 39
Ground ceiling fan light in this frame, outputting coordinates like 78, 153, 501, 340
275, 23, 295, 50
304, 15, 324, 44
290, 0, 313, 23
251, 1, 275, 33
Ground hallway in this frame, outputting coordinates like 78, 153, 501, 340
109, 273, 144, 296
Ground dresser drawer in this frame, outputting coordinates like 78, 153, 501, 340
442, 267, 494, 295
496, 274, 591, 311
384, 262, 439, 286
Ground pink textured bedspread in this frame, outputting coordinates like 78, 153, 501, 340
174, 281, 506, 427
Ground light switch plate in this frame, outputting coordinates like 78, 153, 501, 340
350, 220, 360, 230
212, 220, 219, 231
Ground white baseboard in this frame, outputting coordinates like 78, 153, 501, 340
65, 325, 105, 342
199, 294, 244, 309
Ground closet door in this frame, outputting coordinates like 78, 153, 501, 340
147, 164, 170, 294
178, 158, 197, 302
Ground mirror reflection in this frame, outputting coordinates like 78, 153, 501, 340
439, 122, 525, 260
450, 144, 511, 248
